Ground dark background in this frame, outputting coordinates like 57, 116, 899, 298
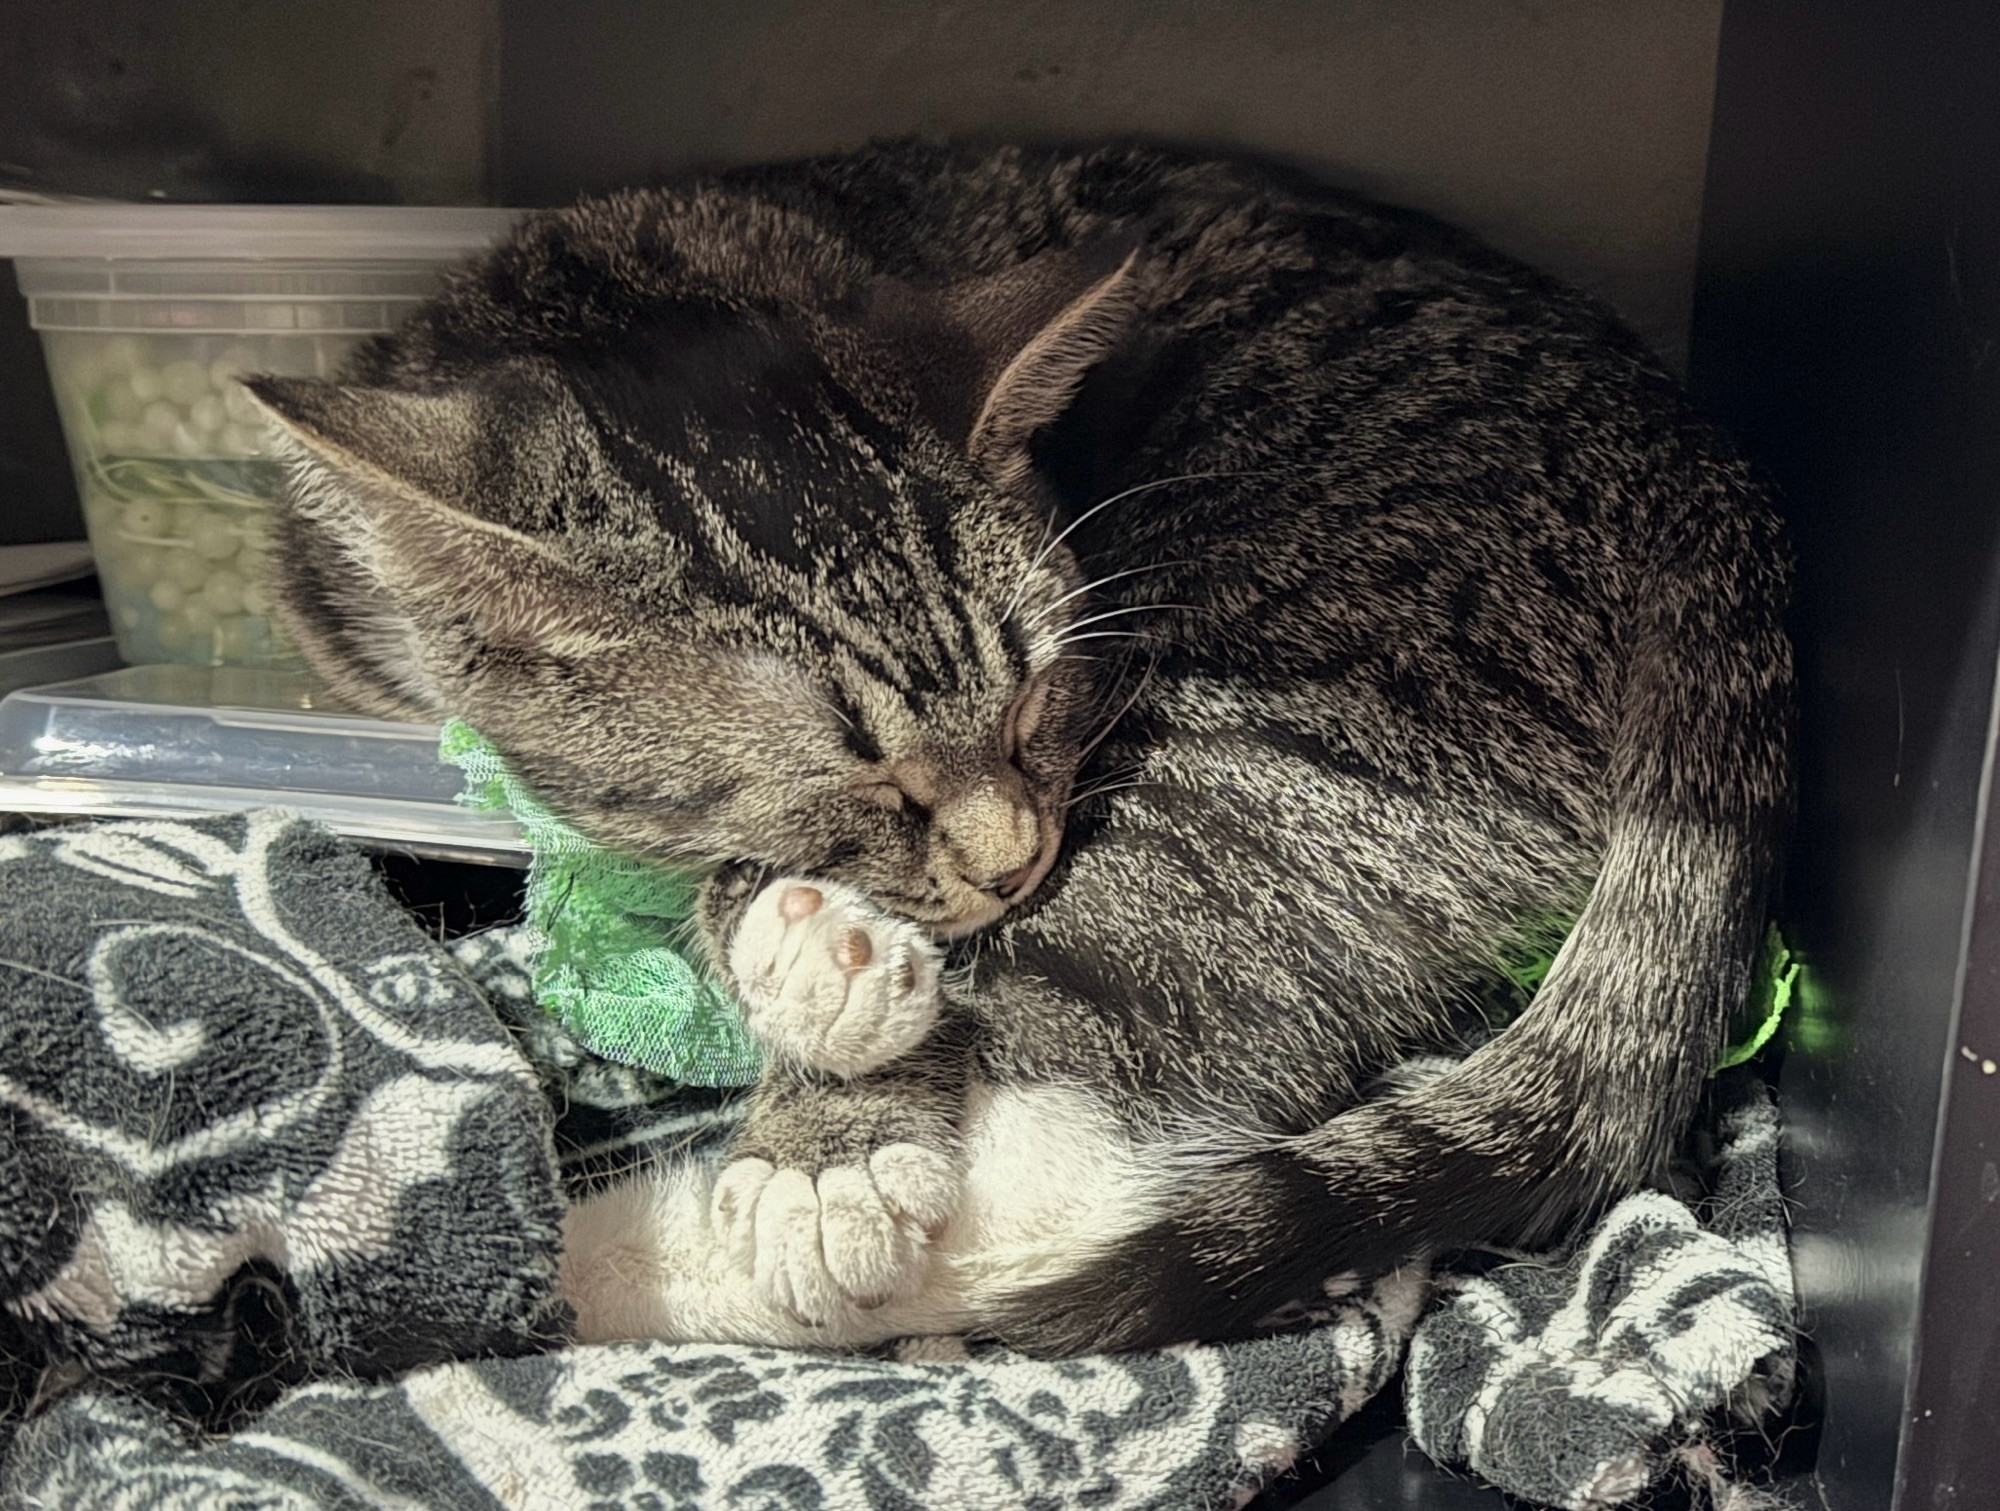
7, 4, 2000, 1506
1690, 4, 2000, 1505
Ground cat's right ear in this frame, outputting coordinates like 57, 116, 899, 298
245, 373, 629, 712
850, 237, 1147, 490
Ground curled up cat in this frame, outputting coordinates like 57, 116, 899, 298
249, 140, 1791, 1357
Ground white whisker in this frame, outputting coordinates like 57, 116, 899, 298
1053, 630, 1154, 649
1003, 470, 1254, 619
1056, 602, 1194, 637
1025, 561, 1193, 626
1063, 780, 1153, 811
1074, 655, 1159, 766
1002, 505, 1066, 622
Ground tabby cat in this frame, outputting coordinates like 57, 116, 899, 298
249, 140, 1790, 1356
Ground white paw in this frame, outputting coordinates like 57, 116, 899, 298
727, 878, 944, 1077
710, 1143, 958, 1324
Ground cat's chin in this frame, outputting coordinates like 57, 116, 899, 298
931, 895, 1011, 940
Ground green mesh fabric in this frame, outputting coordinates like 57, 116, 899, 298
1498, 914, 1799, 1075
440, 719, 762, 1086
1716, 924, 1801, 1071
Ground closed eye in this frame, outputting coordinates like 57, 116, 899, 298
826, 685, 884, 763
853, 780, 907, 813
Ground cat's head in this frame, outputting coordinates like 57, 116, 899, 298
247, 200, 1149, 935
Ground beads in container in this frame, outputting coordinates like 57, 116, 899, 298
47, 333, 314, 669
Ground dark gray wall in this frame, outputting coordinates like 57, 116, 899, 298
0, 0, 496, 204
1690, 3, 2000, 1506
500, 0, 1724, 371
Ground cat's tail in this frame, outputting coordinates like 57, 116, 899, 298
986, 462, 1791, 1357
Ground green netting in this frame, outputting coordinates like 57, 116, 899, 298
440, 719, 762, 1086
1498, 913, 1800, 1075
1716, 924, 1801, 1071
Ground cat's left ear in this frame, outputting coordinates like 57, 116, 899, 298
241, 370, 635, 715
852, 238, 1147, 489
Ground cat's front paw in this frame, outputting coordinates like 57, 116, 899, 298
710, 1144, 956, 1322
727, 878, 943, 1077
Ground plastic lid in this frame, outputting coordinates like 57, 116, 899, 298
0, 204, 522, 262
0, 664, 525, 863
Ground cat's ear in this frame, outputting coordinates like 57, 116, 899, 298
244, 368, 562, 524
245, 373, 627, 708
853, 238, 1146, 488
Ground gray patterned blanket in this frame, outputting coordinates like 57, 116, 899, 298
0, 812, 1798, 1509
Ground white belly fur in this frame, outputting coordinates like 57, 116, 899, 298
559, 1083, 1166, 1348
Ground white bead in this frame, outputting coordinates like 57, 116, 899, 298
103, 378, 146, 423
170, 423, 205, 457
200, 570, 246, 616
119, 545, 165, 584
167, 549, 210, 590
163, 360, 209, 406
170, 502, 209, 537
149, 579, 186, 612
122, 500, 170, 537
188, 394, 226, 434
192, 520, 240, 561
128, 366, 164, 403
140, 404, 182, 453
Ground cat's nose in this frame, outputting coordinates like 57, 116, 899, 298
937, 777, 1040, 894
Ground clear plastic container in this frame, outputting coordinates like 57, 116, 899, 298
0, 663, 524, 862
0, 207, 520, 670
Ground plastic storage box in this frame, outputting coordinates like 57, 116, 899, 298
0, 207, 519, 670
0, 663, 523, 862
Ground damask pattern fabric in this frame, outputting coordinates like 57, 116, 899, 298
1406, 1075, 1796, 1509
0, 812, 568, 1463
0, 813, 1796, 1509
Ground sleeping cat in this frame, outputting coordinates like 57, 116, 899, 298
248, 140, 1790, 1357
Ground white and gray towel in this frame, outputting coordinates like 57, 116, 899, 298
1407, 1077, 1797, 1509
0, 812, 1799, 1509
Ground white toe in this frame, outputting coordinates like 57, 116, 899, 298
870, 1142, 958, 1238
710, 1157, 774, 1273
815, 1164, 909, 1305
752, 1167, 842, 1325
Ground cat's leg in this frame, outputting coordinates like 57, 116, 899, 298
714, 1040, 967, 1321
705, 872, 969, 1322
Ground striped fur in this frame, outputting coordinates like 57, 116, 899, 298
252, 140, 1791, 1355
